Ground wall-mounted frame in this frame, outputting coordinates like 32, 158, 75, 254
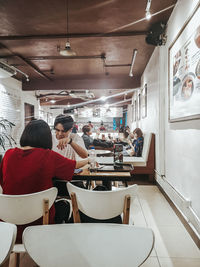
137, 93, 141, 121
141, 84, 147, 118
168, 3, 200, 122
132, 100, 137, 122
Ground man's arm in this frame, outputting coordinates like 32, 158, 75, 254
70, 139, 88, 158
56, 134, 88, 158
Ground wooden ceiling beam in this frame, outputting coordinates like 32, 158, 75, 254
22, 77, 141, 91
0, 31, 147, 41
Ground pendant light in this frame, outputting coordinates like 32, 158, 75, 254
60, 0, 76, 56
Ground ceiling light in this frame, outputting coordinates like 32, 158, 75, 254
145, 0, 152, 20
50, 100, 56, 104
0, 60, 29, 81
60, 42, 76, 56
145, 10, 151, 20
59, 0, 76, 56
129, 49, 138, 77
100, 96, 107, 101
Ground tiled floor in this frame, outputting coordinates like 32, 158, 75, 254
8, 185, 200, 267
132, 186, 200, 267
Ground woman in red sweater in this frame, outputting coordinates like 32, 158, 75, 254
0, 119, 89, 242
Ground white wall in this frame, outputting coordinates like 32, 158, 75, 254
140, 0, 200, 237
0, 77, 40, 153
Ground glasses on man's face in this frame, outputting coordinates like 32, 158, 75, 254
54, 128, 67, 134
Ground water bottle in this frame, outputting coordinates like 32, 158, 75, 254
89, 147, 96, 172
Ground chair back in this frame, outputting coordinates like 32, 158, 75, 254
0, 222, 17, 265
0, 187, 57, 225
142, 133, 152, 161
23, 224, 154, 267
67, 183, 138, 220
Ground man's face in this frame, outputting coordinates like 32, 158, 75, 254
55, 123, 71, 140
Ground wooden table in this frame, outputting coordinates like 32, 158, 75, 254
54, 164, 134, 193
73, 165, 133, 190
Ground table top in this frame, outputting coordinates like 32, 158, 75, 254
95, 150, 112, 155
75, 168, 131, 177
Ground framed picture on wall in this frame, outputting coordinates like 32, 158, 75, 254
141, 84, 147, 118
137, 93, 141, 121
131, 101, 136, 122
168, 3, 200, 122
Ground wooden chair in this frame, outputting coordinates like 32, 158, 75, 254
23, 223, 154, 267
0, 187, 58, 267
67, 183, 138, 224
0, 222, 17, 267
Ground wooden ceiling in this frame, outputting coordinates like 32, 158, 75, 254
0, 0, 177, 106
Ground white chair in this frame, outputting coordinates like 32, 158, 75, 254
0, 222, 17, 267
67, 183, 138, 224
0, 187, 58, 267
23, 223, 154, 267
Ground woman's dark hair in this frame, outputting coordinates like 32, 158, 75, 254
133, 128, 143, 138
20, 119, 52, 149
82, 125, 91, 134
54, 114, 74, 132
123, 130, 129, 139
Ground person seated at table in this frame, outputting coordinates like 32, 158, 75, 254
72, 122, 78, 133
88, 121, 93, 129
118, 128, 131, 146
0, 119, 90, 243
94, 129, 101, 139
52, 115, 88, 196
108, 133, 113, 140
99, 122, 106, 131
101, 134, 107, 141
126, 128, 144, 157
82, 125, 94, 149
53, 114, 88, 160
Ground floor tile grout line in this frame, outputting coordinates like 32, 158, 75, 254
137, 187, 162, 267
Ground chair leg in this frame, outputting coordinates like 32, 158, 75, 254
123, 195, 131, 224
43, 198, 49, 225
91, 181, 96, 189
14, 253, 20, 267
114, 181, 119, 187
70, 192, 81, 223
2, 257, 10, 267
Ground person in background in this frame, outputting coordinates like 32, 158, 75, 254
0, 119, 90, 243
82, 125, 94, 149
127, 128, 144, 157
99, 122, 106, 131
72, 122, 78, 133
52, 115, 88, 196
88, 121, 93, 129
53, 114, 88, 160
118, 128, 131, 146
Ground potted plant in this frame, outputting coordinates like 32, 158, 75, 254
0, 117, 16, 162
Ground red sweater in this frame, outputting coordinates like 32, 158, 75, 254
0, 147, 76, 242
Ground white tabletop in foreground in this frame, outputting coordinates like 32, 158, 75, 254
23, 224, 154, 267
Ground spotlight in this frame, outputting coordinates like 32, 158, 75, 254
145, 0, 152, 20
146, 10, 151, 20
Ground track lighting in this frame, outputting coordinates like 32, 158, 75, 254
145, 0, 152, 20
129, 49, 138, 77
